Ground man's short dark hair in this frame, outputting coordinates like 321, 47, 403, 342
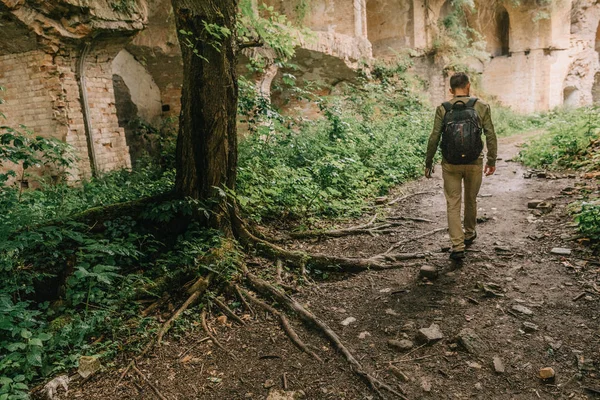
450, 72, 470, 90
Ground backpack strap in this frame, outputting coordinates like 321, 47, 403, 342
466, 98, 479, 108
442, 102, 453, 112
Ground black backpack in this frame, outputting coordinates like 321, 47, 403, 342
440, 98, 483, 165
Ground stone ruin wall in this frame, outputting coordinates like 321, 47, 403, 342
1, 0, 599, 180
0, 0, 146, 181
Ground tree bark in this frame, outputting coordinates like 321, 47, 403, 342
172, 0, 239, 230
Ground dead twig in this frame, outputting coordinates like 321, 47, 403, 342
245, 270, 407, 399
132, 365, 168, 400
387, 191, 434, 206
384, 228, 446, 254
239, 286, 322, 362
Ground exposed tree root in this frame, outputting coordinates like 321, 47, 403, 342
238, 285, 323, 362
232, 283, 255, 316
156, 274, 213, 344
387, 191, 434, 206
244, 270, 407, 399
384, 227, 446, 254
116, 274, 213, 391
386, 216, 434, 223
132, 364, 168, 400
201, 308, 236, 358
212, 296, 246, 325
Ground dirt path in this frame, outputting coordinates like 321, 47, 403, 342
73, 133, 600, 400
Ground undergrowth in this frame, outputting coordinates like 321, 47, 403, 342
518, 106, 600, 244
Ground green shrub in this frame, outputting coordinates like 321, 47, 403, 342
517, 107, 600, 169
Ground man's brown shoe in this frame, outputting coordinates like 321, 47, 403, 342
464, 233, 477, 246
449, 251, 465, 261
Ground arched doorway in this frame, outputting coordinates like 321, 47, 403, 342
366, 0, 413, 57
497, 6, 510, 56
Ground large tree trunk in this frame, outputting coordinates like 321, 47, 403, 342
172, 0, 239, 229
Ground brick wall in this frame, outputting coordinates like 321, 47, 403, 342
0, 44, 132, 181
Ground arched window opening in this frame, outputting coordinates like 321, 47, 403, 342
497, 7, 510, 56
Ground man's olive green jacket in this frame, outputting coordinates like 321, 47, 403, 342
425, 96, 498, 169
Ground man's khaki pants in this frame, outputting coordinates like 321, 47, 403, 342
441, 160, 483, 252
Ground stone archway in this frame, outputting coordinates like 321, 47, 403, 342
366, 0, 414, 57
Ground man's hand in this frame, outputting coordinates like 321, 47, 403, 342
484, 165, 496, 176
425, 166, 434, 178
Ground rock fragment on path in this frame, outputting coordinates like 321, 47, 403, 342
551, 248, 572, 256
340, 317, 356, 326
420, 378, 432, 392
419, 265, 438, 280
416, 323, 444, 344
522, 322, 539, 333
528, 200, 544, 209
388, 339, 414, 351
457, 328, 488, 354
358, 331, 371, 339
511, 304, 533, 315
493, 357, 505, 374
539, 367, 556, 383
78, 356, 101, 378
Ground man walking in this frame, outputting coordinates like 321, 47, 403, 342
425, 72, 497, 261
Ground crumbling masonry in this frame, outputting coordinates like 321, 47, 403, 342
1, 0, 599, 178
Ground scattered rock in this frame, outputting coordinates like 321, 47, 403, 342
419, 265, 438, 280
536, 202, 554, 213
400, 321, 415, 332
78, 355, 101, 379
416, 323, 444, 344
385, 308, 399, 316
522, 322, 539, 333
467, 361, 482, 369
263, 379, 276, 389
457, 328, 488, 355
388, 339, 414, 351
551, 248, 572, 256
493, 357, 505, 374
539, 367, 556, 383
544, 336, 563, 351
474, 382, 483, 390
358, 331, 371, 339
388, 366, 410, 382
340, 317, 356, 326
528, 200, 544, 209
420, 378, 432, 392
537, 172, 547, 179
511, 305, 534, 315
44, 375, 70, 400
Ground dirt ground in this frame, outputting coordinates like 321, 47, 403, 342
66, 132, 600, 400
